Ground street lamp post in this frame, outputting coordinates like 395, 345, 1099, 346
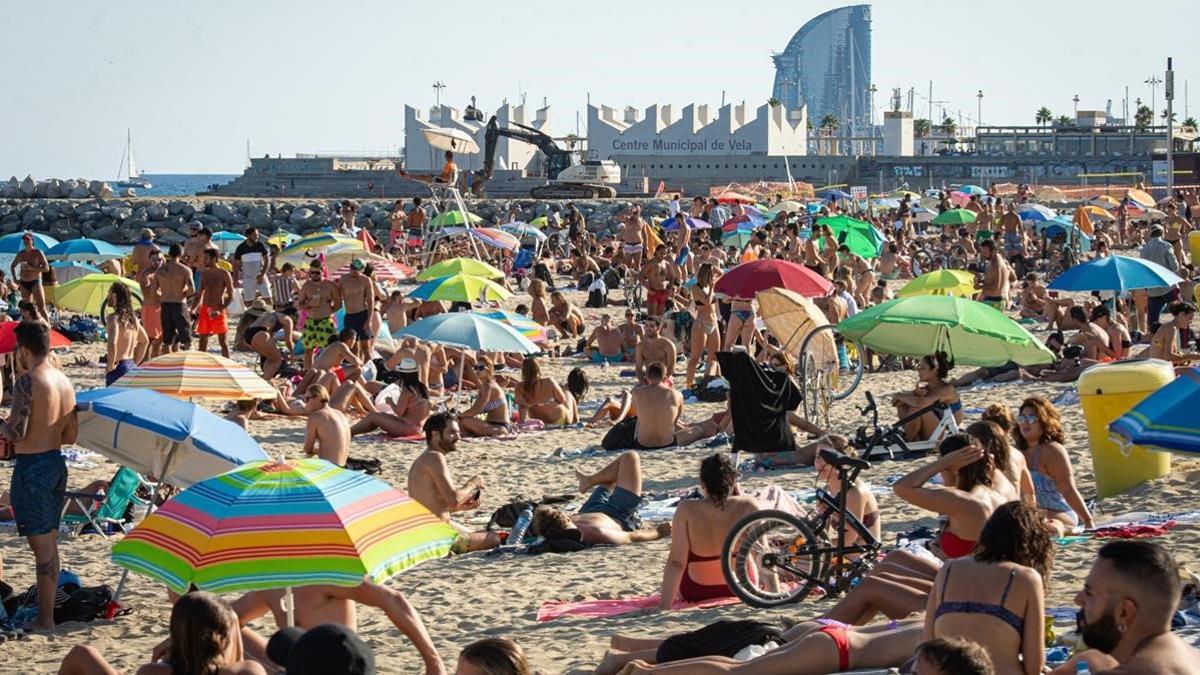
432, 81, 446, 108
1145, 75, 1162, 124
977, 89, 983, 131
1072, 94, 1080, 117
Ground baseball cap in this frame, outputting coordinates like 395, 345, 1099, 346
267, 623, 375, 675
140, 228, 156, 240
397, 357, 418, 373
350, 258, 365, 271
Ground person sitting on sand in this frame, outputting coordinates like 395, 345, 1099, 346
532, 451, 671, 548
812, 445, 881, 549
527, 278, 551, 326
59, 591, 267, 675
514, 356, 573, 426
456, 638, 531, 675
547, 290, 584, 337
457, 356, 512, 437
224, 399, 259, 430
599, 362, 715, 451
308, 329, 363, 388
967, 419, 1033, 504
264, 379, 376, 418
350, 358, 430, 438
244, 305, 296, 380
1013, 396, 1094, 534
407, 413, 500, 552
584, 313, 625, 364
301, 384, 351, 467
1146, 301, 1200, 366
657, 454, 760, 609
891, 351, 961, 442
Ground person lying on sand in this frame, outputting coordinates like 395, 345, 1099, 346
531, 450, 671, 547
264, 379, 376, 418
407, 413, 501, 553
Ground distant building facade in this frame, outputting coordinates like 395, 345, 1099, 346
403, 102, 552, 174
772, 5, 871, 138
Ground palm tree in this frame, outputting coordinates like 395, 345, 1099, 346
1055, 115, 1072, 127
941, 116, 957, 136
1134, 105, 1154, 131
767, 97, 781, 107
1035, 107, 1053, 127
1160, 110, 1178, 124
914, 118, 932, 138
1185, 117, 1199, 132
819, 114, 840, 155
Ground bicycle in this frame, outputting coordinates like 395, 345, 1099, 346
622, 273, 644, 314
797, 324, 865, 427
850, 391, 960, 463
721, 448, 882, 608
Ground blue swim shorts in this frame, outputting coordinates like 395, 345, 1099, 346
11, 450, 67, 537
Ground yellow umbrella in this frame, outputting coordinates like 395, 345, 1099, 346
1080, 205, 1114, 221
756, 287, 834, 362
321, 245, 390, 272
897, 269, 977, 298
1126, 188, 1155, 208
1072, 207, 1096, 235
416, 257, 504, 281
53, 274, 142, 315
114, 350, 277, 400
1091, 195, 1121, 208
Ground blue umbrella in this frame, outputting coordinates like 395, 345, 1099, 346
51, 260, 103, 284
1017, 204, 1055, 222
75, 387, 269, 487
662, 215, 712, 231
393, 312, 540, 354
46, 238, 127, 262
500, 222, 547, 241
957, 185, 986, 196
820, 189, 853, 201
1047, 255, 1183, 293
210, 230, 246, 255
0, 231, 59, 253
1110, 368, 1200, 455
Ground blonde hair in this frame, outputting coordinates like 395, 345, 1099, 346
528, 278, 546, 299
306, 384, 329, 404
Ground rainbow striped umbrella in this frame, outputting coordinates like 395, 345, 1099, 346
470, 227, 520, 252
474, 309, 548, 344
332, 259, 416, 283
112, 459, 456, 620
115, 350, 277, 400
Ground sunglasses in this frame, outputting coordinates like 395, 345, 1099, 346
1017, 414, 1038, 424
473, 364, 488, 372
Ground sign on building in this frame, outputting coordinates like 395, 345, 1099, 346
850, 185, 868, 201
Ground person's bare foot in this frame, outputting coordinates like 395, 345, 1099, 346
618, 660, 653, 675
594, 649, 632, 675
575, 468, 591, 494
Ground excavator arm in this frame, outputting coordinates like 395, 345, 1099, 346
471, 116, 573, 196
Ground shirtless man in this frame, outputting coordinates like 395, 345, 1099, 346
640, 245, 671, 319
619, 205, 646, 269
192, 249, 234, 357
607, 361, 686, 450
296, 260, 342, 370
300, 384, 351, 467
138, 249, 165, 358
1091, 305, 1131, 361
400, 149, 458, 186
2, 321, 77, 629
634, 317, 677, 381
157, 244, 196, 353
104, 284, 148, 386
1069, 306, 1114, 361
382, 290, 412, 335
309, 329, 363, 389
976, 239, 1010, 309
130, 228, 160, 277
338, 258, 375, 362
1018, 272, 1049, 319
584, 314, 625, 364
618, 310, 644, 361
182, 225, 216, 290
10, 233, 49, 318
406, 413, 500, 552
531, 450, 670, 547
1000, 201, 1024, 259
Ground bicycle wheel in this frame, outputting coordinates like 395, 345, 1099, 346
722, 509, 828, 608
799, 324, 864, 403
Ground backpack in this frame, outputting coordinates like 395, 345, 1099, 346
54, 585, 114, 624
485, 494, 575, 532
655, 620, 783, 663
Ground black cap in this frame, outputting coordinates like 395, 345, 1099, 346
268, 623, 375, 675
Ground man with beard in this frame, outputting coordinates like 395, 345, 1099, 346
1071, 540, 1200, 674
406, 413, 500, 553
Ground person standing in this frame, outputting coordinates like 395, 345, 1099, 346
10, 233, 49, 318
337, 259, 375, 362
2, 321, 77, 630
130, 228, 160, 277
105, 283, 148, 386
1140, 226, 1180, 333
296, 260, 342, 370
389, 199, 407, 250
158, 244, 196, 353
194, 249, 234, 358
137, 249, 165, 358
232, 226, 272, 304
182, 224, 215, 290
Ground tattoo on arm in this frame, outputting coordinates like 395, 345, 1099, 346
1, 374, 34, 443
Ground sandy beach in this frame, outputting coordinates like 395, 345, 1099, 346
1, 280, 1197, 675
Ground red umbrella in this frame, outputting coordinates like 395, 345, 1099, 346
716, 191, 756, 204
0, 321, 72, 354
714, 259, 833, 300
332, 259, 416, 283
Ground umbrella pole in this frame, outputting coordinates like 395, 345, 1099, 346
285, 586, 295, 628
451, 353, 466, 410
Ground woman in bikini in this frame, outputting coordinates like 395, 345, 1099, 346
245, 309, 296, 379
686, 262, 722, 390
657, 454, 760, 610
547, 290, 584, 337
513, 356, 573, 426
527, 278, 551, 326
1014, 396, 1094, 535
723, 296, 758, 355
891, 351, 962, 442
457, 356, 512, 437
348, 358, 431, 437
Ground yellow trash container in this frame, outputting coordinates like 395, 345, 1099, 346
1077, 359, 1174, 498
1190, 230, 1200, 267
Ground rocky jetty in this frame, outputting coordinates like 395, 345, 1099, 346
0, 197, 680, 245
2, 175, 114, 200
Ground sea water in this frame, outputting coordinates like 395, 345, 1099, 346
122, 174, 239, 197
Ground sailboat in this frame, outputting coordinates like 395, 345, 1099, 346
116, 129, 152, 189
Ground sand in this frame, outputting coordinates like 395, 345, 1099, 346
1, 282, 1198, 674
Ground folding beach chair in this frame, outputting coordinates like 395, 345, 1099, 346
61, 466, 149, 538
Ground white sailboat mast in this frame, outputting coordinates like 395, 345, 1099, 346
127, 129, 139, 179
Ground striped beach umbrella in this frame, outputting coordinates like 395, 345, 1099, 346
112, 459, 456, 623
470, 227, 520, 252
332, 259, 416, 283
114, 350, 277, 400
417, 257, 504, 281
428, 209, 483, 229
407, 273, 511, 303
267, 231, 301, 248
474, 309, 549, 344
278, 232, 362, 259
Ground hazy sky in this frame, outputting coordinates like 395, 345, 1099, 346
3, 0, 1197, 177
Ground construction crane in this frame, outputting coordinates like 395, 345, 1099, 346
471, 116, 620, 199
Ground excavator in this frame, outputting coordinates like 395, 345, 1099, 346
471, 115, 621, 199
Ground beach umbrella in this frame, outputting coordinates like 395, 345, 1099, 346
1017, 204, 1055, 222
806, 203, 825, 214
1126, 188, 1156, 208
417, 257, 504, 281
662, 215, 712, 231
1080, 205, 1113, 220
317, 245, 389, 272
1110, 368, 1200, 455
1072, 207, 1096, 236
470, 227, 520, 251
820, 189, 853, 201
721, 230, 755, 248
873, 198, 902, 209
421, 126, 480, 153
1037, 217, 1092, 249
837, 295, 1055, 367
931, 208, 978, 226
50, 261, 102, 284
332, 259, 415, 283
267, 231, 301, 248
715, 259, 833, 300
1091, 195, 1122, 208
716, 191, 755, 204
948, 191, 971, 208
957, 184, 986, 196
1034, 186, 1068, 203
473, 309, 549, 344
45, 238, 127, 262
815, 215, 885, 258
0, 320, 71, 353
114, 350, 277, 400
1047, 255, 1184, 293
394, 312, 539, 354
75, 387, 268, 488
111, 458, 457, 625
0, 231, 59, 253
278, 232, 362, 259
407, 273, 511, 303
210, 231, 246, 256
897, 269, 977, 298
756, 287, 833, 361
528, 215, 549, 228
912, 207, 938, 223
768, 200, 805, 213
53, 274, 142, 315
501, 222, 548, 241
428, 209, 483, 229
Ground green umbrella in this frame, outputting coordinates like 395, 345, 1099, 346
428, 210, 483, 229
722, 230, 755, 248
815, 215, 885, 258
931, 209, 978, 226
836, 295, 1055, 367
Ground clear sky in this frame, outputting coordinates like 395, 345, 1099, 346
2, 0, 1197, 178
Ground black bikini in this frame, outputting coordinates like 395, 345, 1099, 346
934, 563, 1025, 638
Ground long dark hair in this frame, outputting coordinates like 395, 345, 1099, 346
168, 591, 239, 675
108, 282, 137, 327
974, 501, 1055, 587
566, 367, 589, 400
399, 368, 429, 399
700, 454, 737, 507
938, 433, 993, 491
520, 357, 541, 398
966, 420, 1010, 475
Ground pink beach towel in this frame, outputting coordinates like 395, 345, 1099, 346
536, 593, 739, 622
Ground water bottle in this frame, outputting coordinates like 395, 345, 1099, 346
1076, 660, 1092, 675
509, 506, 534, 544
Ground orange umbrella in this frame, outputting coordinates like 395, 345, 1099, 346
716, 191, 755, 204
1126, 188, 1155, 208
1072, 207, 1095, 235
1080, 205, 1114, 221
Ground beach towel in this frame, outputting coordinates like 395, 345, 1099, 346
716, 351, 801, 454
536, 593, 739, 622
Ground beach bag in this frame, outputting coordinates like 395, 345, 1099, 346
696, 377, 730, 403
601, 418, 639, 450
345, 457, 382, 475
656, 620, 784, 663
54, 585, 113, 624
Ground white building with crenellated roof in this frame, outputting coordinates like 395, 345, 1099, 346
587, 102, 807, 159
403, 102, 552, 173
